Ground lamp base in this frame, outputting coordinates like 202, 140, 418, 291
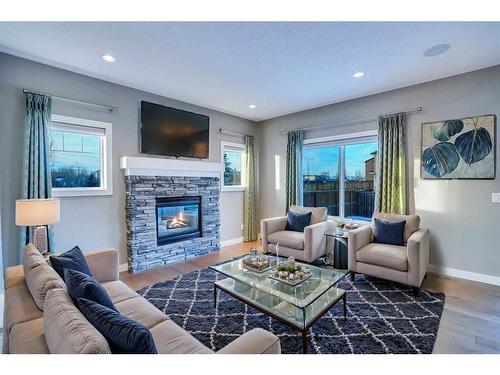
33, 225, 49, 254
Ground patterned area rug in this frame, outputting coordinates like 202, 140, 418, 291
138, 268, 445, 354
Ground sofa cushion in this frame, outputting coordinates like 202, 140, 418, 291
43, 288, 111, 354
115, 295, 169, 329
23, 243, 46, 274
50, 246, 92, 280
285, 211, 311, 232
374, 213, 420, 243
150, 320, 212, 354
268, 230, 305, 250
356, 243, 408, 272
289, 205, 327, 225
4, 283, 43, 334
102, 280, 140, 304
25, 260, 66, 310
64, 269, 116, 311
9, 318, 49, 354
77, 298, 158, 354
5, 265, 26, 289
373, 218, 405, 246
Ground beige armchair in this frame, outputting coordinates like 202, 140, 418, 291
348, 213, 429, 294
261, 205, 333, 263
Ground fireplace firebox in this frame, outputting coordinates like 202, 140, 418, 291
156, 196, 202, 245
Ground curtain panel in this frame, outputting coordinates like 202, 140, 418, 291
374, 113, 408, 215
285, 130, 304, 211
243, 135, 257, 242
19, 93, 54, 261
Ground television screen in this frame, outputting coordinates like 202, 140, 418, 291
140, 101, 209, 158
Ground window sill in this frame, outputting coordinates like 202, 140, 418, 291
222, 186, 246, 192
327, 215, 372, 226
52, 188, 113, 198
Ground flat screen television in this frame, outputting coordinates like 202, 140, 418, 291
140, 101, 209, 158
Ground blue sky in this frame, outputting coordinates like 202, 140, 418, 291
304, 141, 377, 178
51, 130, 100, 171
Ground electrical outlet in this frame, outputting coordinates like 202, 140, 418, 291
493, 193, 500, 203
241, 223, 244, 231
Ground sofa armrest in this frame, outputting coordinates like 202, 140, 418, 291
260, 216, 287, 252
217, 328, 280, 354
5, 265, 25, 290
303, 221, 332, 262
348, 225, 373, 271
84, 248, 119, 283
407, 229, 429, 287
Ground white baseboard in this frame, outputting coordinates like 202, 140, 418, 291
220, 237, 244, 247
118, 263, 128, 273
429, 264, 500, 286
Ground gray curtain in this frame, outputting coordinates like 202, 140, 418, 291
374, 113, 408, 215
19, 93, 54, 260
285, 130, 304, 211
243, 136, 257, 242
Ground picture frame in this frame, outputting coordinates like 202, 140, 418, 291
421, 114, 496, 180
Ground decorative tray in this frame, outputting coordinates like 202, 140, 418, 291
242, 255, 277, 273
269, 272, 312, 286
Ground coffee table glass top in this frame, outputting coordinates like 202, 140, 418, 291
210, 257, 347, 309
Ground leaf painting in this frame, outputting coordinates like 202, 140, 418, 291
421, 115, 495, 179
454, 124, 492, 165
422, 142, 459, 178
431, 120, 464, 141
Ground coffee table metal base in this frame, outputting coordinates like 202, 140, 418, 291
213, 281, 347, 354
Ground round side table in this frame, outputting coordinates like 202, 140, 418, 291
324, 230, 349, 270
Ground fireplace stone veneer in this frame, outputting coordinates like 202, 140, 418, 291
125, 175, 220, 272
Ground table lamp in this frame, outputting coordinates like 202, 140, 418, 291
16, 198, 60, 253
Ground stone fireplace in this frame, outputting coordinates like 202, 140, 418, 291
121, 157, 221, 272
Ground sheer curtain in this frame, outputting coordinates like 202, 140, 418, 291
243, 136, 257, 241
374, 113, 408, 214
285, 130, 304, 211
19, 93, 54, 261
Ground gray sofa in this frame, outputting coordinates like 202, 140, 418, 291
348, 213, 429, 293
3, 244, 281, 354
261, 205, 333, 263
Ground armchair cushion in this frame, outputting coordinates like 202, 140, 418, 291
356, 243, 408, 272
374, 213, 420, 243
373, 218, 405, 246
285, 211, 311, 232
268, 231, 304, 250
289, 205, 327, 225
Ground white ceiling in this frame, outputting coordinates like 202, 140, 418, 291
1, 22, 500, 121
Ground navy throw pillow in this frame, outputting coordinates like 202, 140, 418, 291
373, 218, 406, 246
285, 211, 312, 232
77, 298, 158, 354
64, 269, 116, 311
50, 246, 92, 279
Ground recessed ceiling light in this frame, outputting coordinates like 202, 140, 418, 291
423, 44, 451, 57
101, 54, 116, 63
249, 104, 256, 109
352, 71, 365, 78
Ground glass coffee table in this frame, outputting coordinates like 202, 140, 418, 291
210, 257, 348, 353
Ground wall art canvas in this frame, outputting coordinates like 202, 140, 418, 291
421, 114, 496, 179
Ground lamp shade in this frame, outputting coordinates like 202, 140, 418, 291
16, 199, 60, 226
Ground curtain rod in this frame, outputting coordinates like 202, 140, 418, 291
279, 106, 422, 135
23, 89, 118, 112
219, 128, 251, 137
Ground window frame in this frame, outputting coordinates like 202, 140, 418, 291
303, 130, 378, 222
221, 141, 246, 192
50, 114, 113, 197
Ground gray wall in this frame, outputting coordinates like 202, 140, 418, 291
258, 65, 500, 277
0, 52, 254, 268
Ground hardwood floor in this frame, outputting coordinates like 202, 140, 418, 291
120, 241, 500, 354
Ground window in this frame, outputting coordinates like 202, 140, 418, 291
221, 142, 245, 191
303, 131, 377, 221
50, 115, 112, 197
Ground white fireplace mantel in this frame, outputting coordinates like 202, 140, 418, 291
120, 156, 222, 178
